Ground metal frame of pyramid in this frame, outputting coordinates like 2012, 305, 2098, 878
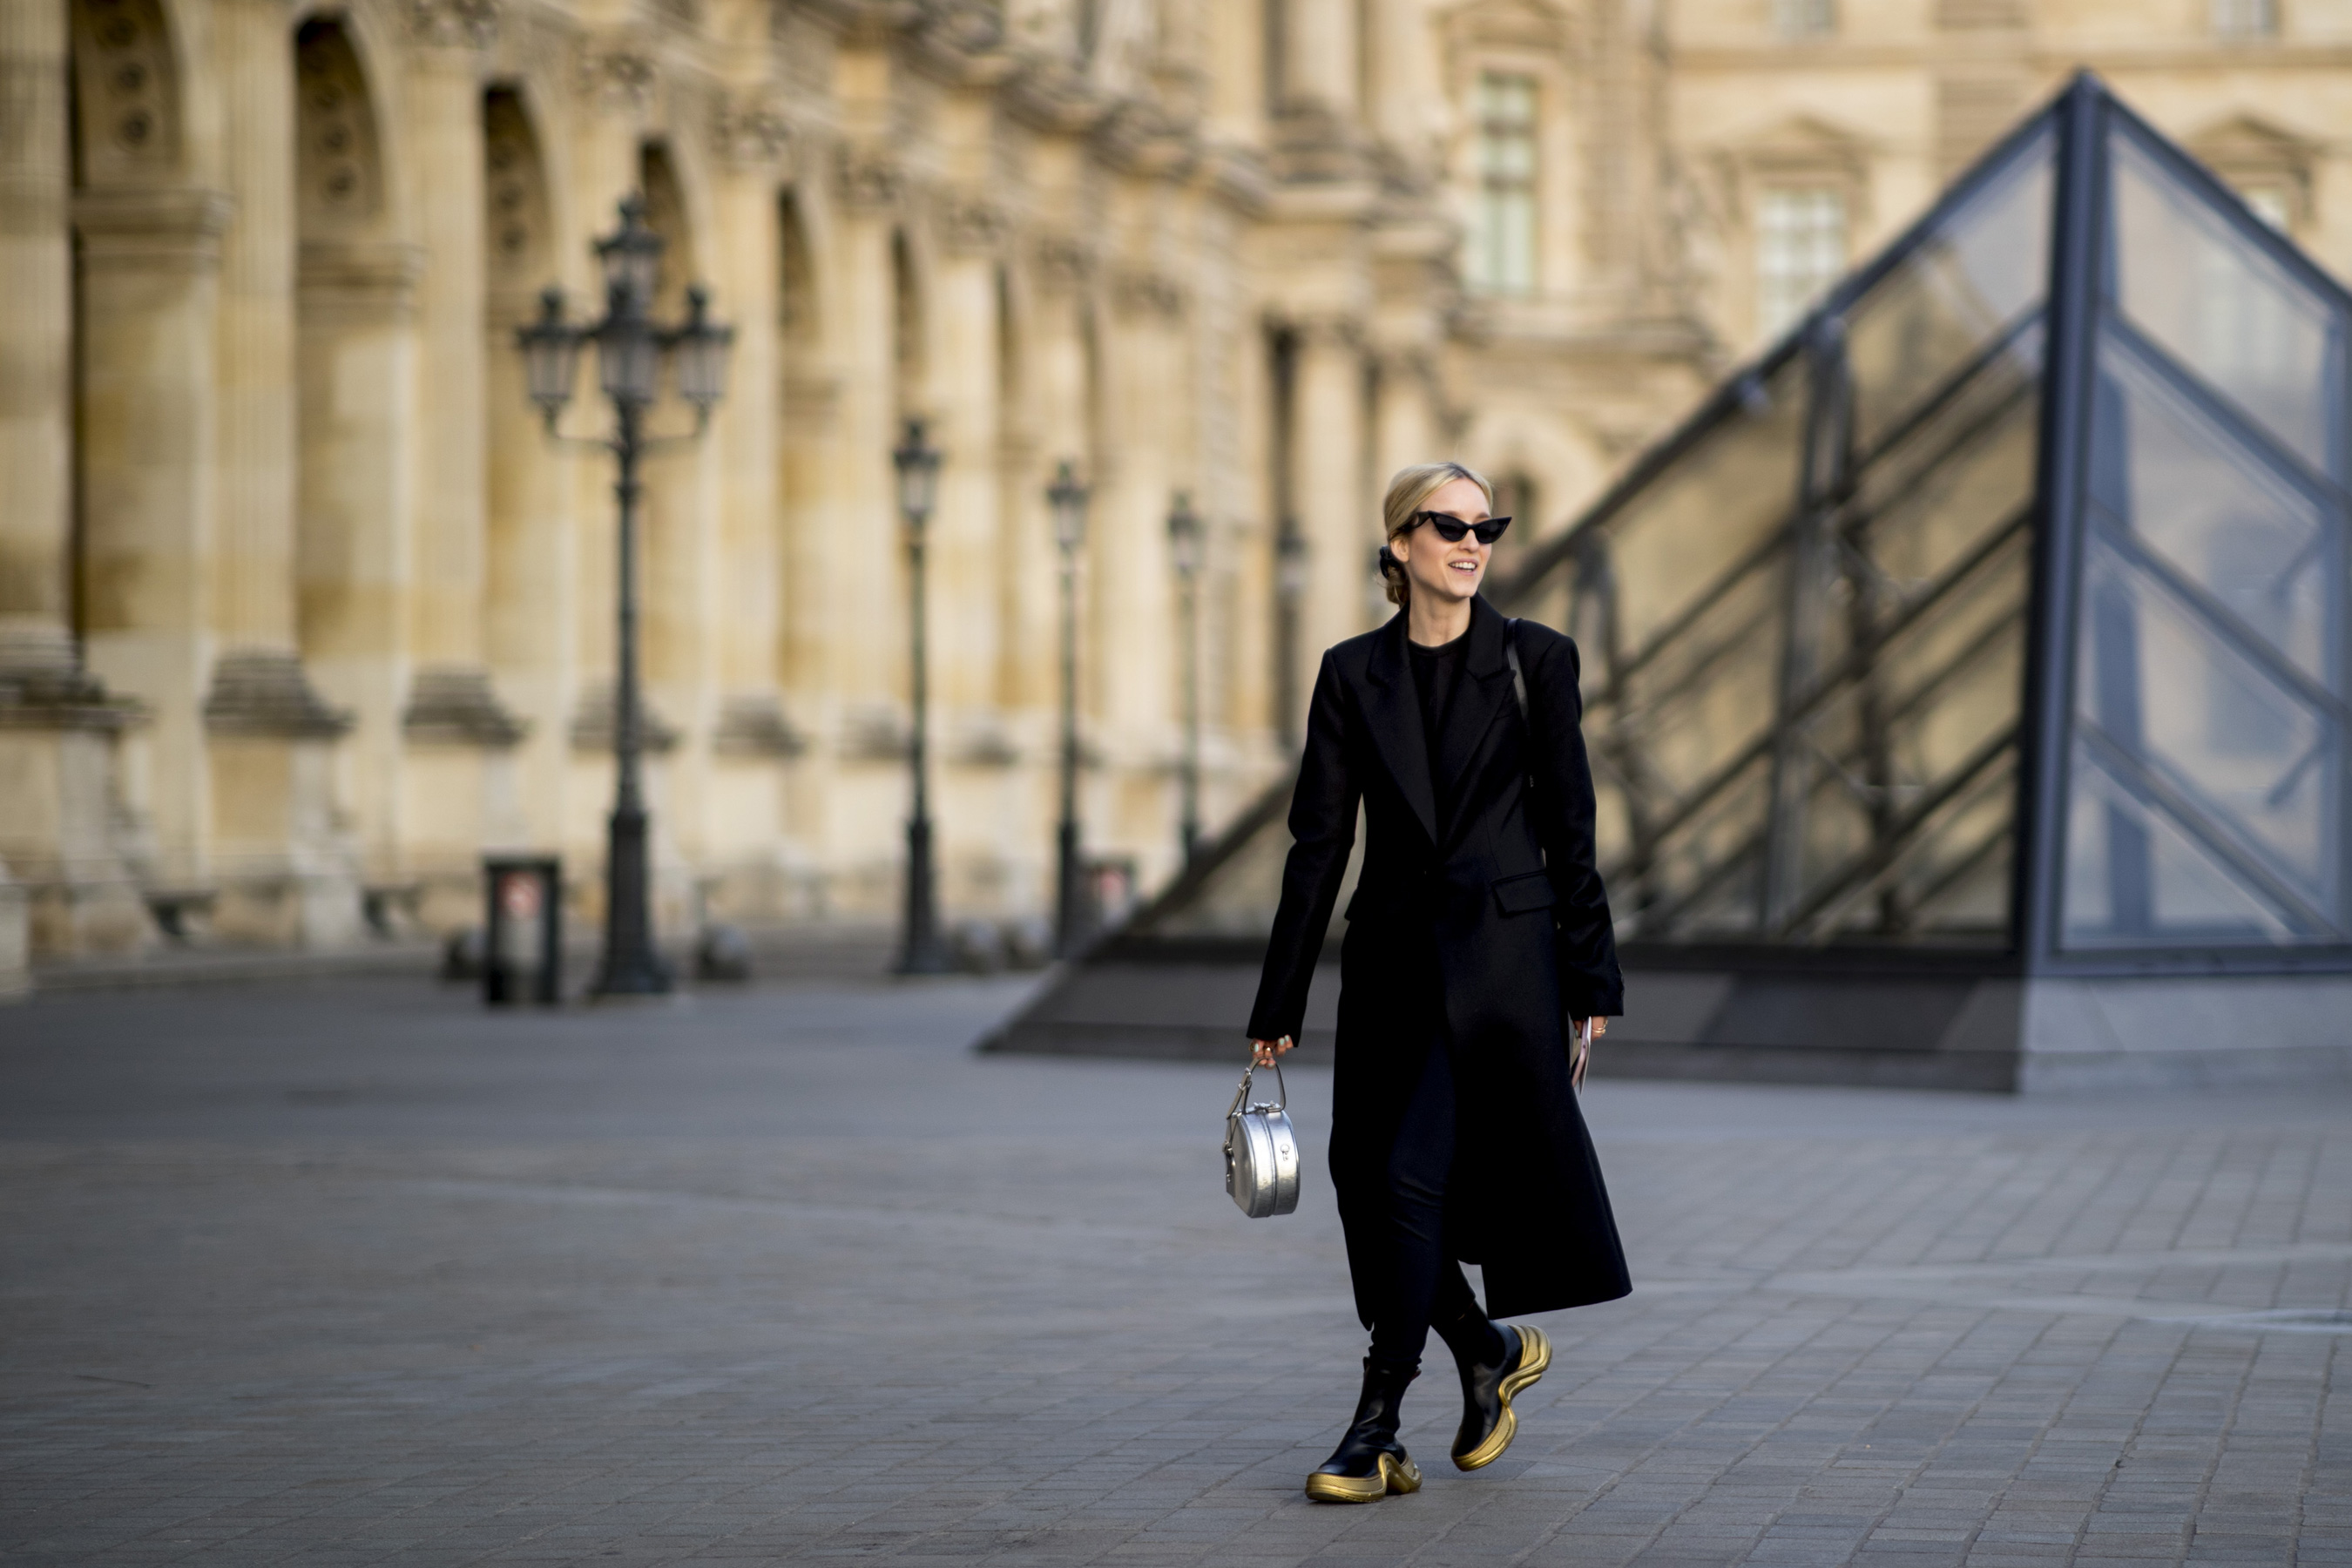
986, 75, 2352, 1091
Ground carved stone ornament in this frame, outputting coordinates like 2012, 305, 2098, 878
1032, 232, 1094, 294
576, 44, 657, 114
937, 191, 1010, 256
1112, 266, 1186, 321
402, 0, 498, 49
835, 143, 903, 213
714, 91, 792, 169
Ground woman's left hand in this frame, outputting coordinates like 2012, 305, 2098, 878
1250, 1035, 1294, 1067
1569, 1017, 1607, 1090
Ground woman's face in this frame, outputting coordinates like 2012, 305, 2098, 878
1397, 476, 1493, 608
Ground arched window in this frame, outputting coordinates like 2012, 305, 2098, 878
294, 19, 382, 233
483, 86, 550, 290
779, 191, 816, 351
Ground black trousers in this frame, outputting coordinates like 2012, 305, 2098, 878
1365, 1037, 1490, 1375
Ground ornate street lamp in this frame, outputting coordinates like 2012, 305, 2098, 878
1046, 461, 1090, 957
516, 195, 733, 997
1166, 491, 1205, 863
893, 416, 952, 975
1274, 517, 1310, 746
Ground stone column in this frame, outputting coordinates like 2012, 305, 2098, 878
1370, 348, 1438, 485
294, 240, 422, 903
208, 0, 358, 947
817, 134, 912, 916
1095, 265, 1189, 888
0, 0, 150, 956
482, 84, 578, 882
1282, 0, 1358, 116
76, 187, 229, 908
0, 858, 27, 1000
392, 5, 523, 928
702, 95, 796, 920
1004, 230, 1090, 921
930, 193, 1010, 913
1290, 316, 1370, 699
0, 0, 75, 685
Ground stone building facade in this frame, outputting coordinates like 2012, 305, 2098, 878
1, 0, 2346, 961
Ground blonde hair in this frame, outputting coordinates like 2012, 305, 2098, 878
1376, 461, 1497, 608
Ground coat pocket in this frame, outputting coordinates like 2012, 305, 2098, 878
1491, 869, 1557, 916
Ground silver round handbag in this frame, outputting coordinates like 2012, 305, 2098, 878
1222, 1060, 1301, 1218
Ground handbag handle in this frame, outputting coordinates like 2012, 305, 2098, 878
1226, 1058, 1288, 1118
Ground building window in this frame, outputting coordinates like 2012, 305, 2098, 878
2212, 0, 2277, 37
1755, 187, 1847, 339
1774, 0, 1836, 38
1467, 72, 1538, 296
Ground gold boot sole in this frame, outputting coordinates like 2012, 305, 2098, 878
1453, 1323, 1551, 1471
1304, 1451, 1423, 1504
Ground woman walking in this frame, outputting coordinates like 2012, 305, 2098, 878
1247, 460, 1630, 1504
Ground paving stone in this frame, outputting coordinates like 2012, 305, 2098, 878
1, 977, 2346, 1565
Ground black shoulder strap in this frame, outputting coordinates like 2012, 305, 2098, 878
1505, 618, 1528, 720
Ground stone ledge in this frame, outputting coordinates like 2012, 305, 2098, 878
402, 667, 527, 747
202, 651, 353, 739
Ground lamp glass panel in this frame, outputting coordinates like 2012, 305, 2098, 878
523, 328, 579, 412
896, 444, 940, 519
598, 322, 659, 404
677, 326, 732, 408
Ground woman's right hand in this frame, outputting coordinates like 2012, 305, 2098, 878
1251, 1036, 1294, 1067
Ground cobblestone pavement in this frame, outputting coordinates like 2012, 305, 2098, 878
2, 978, 2346, 1567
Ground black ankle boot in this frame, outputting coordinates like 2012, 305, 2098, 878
1303, 1359, 1423, 1503
1450, 1322, 1550, 1470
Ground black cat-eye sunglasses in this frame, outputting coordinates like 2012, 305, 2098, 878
1407, 510, 1512, 546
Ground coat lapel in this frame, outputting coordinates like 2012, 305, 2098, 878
1362, 613, 1440, 847
1433, 598, 1515, 827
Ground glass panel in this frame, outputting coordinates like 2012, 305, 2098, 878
2068, 534, 2342, 929
2089, 337, 2336, 685
2062, 738, 2303, 947
1740, 339, 2038, 943
1848, 124, 2054, 454
2110, 132, 2347, 479
1588, 355, 1808, 659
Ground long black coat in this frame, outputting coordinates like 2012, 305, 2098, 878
1246, 596, 1632, 1324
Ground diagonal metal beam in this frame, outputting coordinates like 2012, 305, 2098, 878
2090, 512, 2352, 732
1769, 725, 2020, 940
1601, 507, 2031, 885
1779, 743, 2020, 942
2074, 720, 2342, 939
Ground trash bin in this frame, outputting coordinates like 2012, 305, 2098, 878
483, 855, 561, 1005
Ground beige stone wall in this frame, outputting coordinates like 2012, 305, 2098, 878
4, 0, 2345, 963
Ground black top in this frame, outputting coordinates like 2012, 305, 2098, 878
1408, 629, 1470, 833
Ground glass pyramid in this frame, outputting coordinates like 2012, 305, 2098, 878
1133, 72, 2352, 978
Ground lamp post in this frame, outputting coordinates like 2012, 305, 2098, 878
1274, 517, 1310, 746
1166, 492, 1204, 862
1046, 461, 1090, 957
517, 196, 733, 997
892, 417, 952, 975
